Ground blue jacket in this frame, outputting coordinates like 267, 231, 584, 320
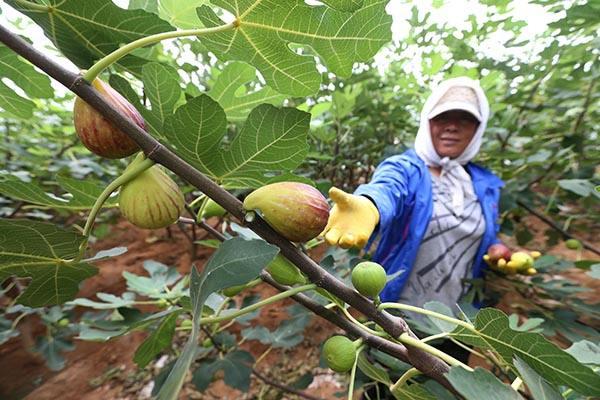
354, 149, 504, 302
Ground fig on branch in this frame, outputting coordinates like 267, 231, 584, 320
243, 182, 329, 242
351, 261, 387, 298
322, 335, 358, 373
565, 239, 582, 250
200, 198, 227, 219
118, 166, 185, 229
73, 78, 144, 159
266, 254, 307, 286
222, 284, 247, 297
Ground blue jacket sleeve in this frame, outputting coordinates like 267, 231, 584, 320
353, 156, 412, 229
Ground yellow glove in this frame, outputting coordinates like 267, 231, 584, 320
321, 187, 380, 249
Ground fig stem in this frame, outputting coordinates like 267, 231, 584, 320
199, 283, 317, 325
378, 302, 474, 330
74, 156, 155, 262
83, 22, 237, 82
347, 346, 362, 400
390, 367, 420, 392
398, 333, 473, 370
337, 305, 387, 338
13, 0, 49, 12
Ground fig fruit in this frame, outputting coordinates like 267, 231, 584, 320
565, 239, 582, 250
200, 198, 227, 219
243, 182, 329, 242
266, 254, 307, 286
322, 335, 357, 373
351, 261, 387, 298
222, 284, 246, 297
74, 78, 144, 159
506, 251, 534, 272
118, 165, 185, 229
486, 243, 512, 263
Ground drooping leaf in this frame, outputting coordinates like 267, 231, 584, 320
134, 313, 179, 368
123, 260, 182, 299
157, 238, 278, 400
163, 95, 310, 188
196, 0, 392, 96
390, 382, 437, 400
192, 350, 255, 391
241, 305, 310, 348
356, 352, 391, 385
557, 179, 600, 198
68, 292, 137, 310
446, 367, 523, 400
207, 62, 286, 122
5, 0, 174, 73
513, 356, 562, 400
0, 174, 118, 210
451, 308, 600, 397
34, 335, 75, 371
0, 219, 97, 307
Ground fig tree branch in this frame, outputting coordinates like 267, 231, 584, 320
516, 200, 600, 256
0, 24, 453, 388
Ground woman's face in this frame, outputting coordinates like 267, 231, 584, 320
429, 110, 479, 159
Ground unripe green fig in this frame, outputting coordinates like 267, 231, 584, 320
243, 182, 329, 242
119, 166, 185, 229
322, 335, 357, 373
181, 319, 193, 328
266, 254, 307, 286
351, 261, 387, 298
200, 198, 227, 219
202, 338, 213, 348
223, 284, 247, 297
57, 318, 70, 327
73, 78, 144, 159
565, 239, 582, 250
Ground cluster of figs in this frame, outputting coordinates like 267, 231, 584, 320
76, 78, 401, 375
73, 78, 331, 238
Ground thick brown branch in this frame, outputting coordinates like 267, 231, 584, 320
0, 25, 452, 388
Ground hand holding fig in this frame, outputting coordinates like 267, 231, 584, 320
321, 187, 379, 249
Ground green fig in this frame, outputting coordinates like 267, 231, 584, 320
266, 254, 307, 286
119, 166, 185, 229
351, 261, 387, 298
322, 335, 358, 373
222, 284, 247, 297
73, 78, 144, 159
200, 198, 227, 219
243, 182, 329, 242
565, 239, 582, 250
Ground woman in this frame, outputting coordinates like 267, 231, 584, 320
322, 76, 504, 316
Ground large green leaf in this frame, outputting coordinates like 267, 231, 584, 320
321, 0, 365, 12
207, 62, 286, 122
163, 95, 310, 188
451, 308, 600, 397
0, 43, 53, 119
157, 238, 278, 400
196, 0, 392, 96
390, 383, 437, 400
0, 174, 117, 210
134, 312, 179, 368
356, 352, 391, 385
5, 0, 174, 72
513, 356, 562, 400
446, 367, 523, 400
0, 219, 97, 307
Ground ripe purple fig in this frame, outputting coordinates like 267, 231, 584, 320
243, 182, 329, 242
118, 166, 185, 229
486, 243, 512, 263
73, 78, 144, 159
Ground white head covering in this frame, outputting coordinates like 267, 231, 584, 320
414, 77, 490, 216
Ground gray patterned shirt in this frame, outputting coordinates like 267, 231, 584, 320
398, 173, 485, 316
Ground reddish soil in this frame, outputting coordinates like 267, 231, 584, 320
1, 214, 598, 399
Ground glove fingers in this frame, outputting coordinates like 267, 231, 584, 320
339, 232, 356, 249
329, 187, 350, 206
324, 228, 342, 247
